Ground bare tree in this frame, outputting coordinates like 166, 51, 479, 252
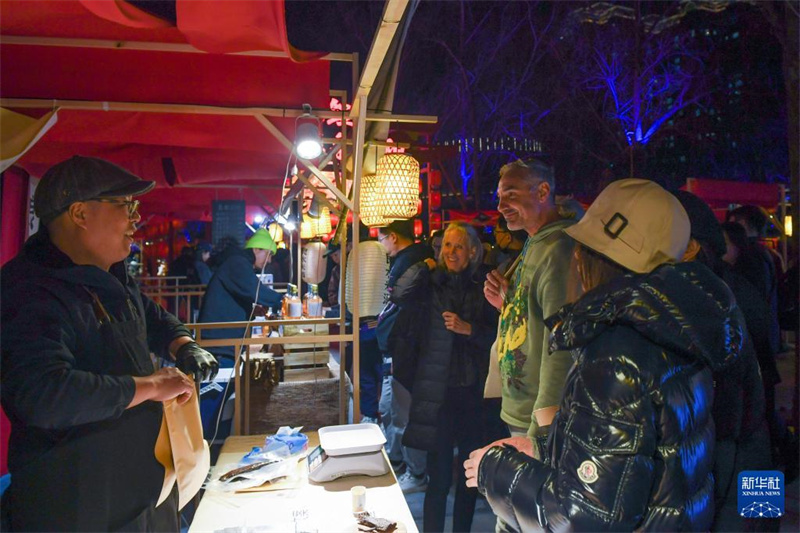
561, 1, 717, 177
393, 1, 562, 206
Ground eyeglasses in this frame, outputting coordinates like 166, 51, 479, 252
377, 234, 390, 243
89, 198, 140, 218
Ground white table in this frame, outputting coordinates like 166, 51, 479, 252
189, 433, 418, 533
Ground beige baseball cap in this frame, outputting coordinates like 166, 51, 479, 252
565, 179, 690, 273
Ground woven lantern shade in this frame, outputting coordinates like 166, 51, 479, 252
312, 206, 332, 236
300, 218, 313, 239
302, 241, 327, 284
267, 222, 283, 243
345, 241, 389, 317
375, 153, 420, 220
360, 173, 389, 227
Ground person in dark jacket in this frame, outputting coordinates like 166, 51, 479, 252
466, 179, 728, 532
484, 214, 526, 271
727, 206, 781, 349
674, 190, 775, 532
197, 228, 283, 367
376, 219, 434, 492
194, 242, 213, 285
1, 156, 216, 532
397, 222, 499, 532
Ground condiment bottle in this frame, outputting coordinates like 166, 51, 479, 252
303, 284, 323, 318
287, 284, 303, 318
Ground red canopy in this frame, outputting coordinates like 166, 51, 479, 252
0, 0, 332, 220
682, 178, 784, 222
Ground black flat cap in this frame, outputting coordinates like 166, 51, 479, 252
34, 156, 155, 225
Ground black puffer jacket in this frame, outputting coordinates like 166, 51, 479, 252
396, 263, 498, 452
478, 263, 744, 532
376, 243, 434, 390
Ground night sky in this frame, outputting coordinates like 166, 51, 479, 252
286, 1, 792, 206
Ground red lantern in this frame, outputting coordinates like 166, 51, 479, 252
414, 219, 423, 237
430, 191, 442, 210
430, 170, 442, 189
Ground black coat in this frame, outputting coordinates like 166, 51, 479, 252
1, 229, 191, 531
397, 263, 498, 452
478, 263, 746, 532
376, 243, 434, 389
711, 266, 773, 531
197, 248, 282, 357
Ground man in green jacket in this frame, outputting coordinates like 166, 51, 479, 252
483, 159, 578, 456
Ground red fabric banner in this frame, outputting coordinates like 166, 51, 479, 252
0, 0, 332, 221
0, 166, 29, 475
80, 0, 172, 29
177, 0, 324, 61
77, 0, 324, 61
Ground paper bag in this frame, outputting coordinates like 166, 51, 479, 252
155, 393, 211, 509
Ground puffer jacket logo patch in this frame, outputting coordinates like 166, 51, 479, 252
577, 460, 599, 484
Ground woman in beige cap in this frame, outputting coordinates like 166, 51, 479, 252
466, 179, 748, 531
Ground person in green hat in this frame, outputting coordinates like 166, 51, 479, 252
197, 229, 282, 371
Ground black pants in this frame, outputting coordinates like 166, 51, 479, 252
424, 385, 485, 533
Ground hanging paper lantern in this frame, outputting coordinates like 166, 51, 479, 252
360, 173, 389, 227
302, 241, 327, 284
375, 153, 420, 220
345, 241, 388, 317
267, 222, 283, 243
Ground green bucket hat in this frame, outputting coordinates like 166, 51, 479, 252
245, 228, 277, 254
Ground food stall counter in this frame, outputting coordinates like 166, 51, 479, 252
189, 433, 418, 533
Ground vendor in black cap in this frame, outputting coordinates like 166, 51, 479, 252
1, 156, 218, 531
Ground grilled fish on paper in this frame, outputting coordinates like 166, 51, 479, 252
218, 459, 279, 482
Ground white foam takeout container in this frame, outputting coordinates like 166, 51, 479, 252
317, 423, 386, 456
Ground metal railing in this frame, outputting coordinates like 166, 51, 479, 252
185, 317, 352, 435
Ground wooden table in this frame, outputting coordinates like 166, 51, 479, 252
189, 433, 418, 533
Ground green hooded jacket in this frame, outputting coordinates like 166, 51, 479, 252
497, 218, 578, 437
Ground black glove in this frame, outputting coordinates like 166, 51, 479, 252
175, 341, 219, 382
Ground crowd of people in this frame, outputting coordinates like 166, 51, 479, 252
368, 160, 793, 532
1, 154, 794, 532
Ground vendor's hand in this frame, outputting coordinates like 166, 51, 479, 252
175, 341, 219, 381
442, 312, 471, 336
424, 258, 437, 270
130, 367, 195, 408
484, 269, 509, 310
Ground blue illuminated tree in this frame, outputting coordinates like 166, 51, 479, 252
563, 1, 718, 177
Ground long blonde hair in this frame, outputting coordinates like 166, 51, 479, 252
574, 243, 628, 292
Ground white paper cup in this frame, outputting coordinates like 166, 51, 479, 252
351, 485, 367, 513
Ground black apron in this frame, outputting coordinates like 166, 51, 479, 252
6, 289, 176, 532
